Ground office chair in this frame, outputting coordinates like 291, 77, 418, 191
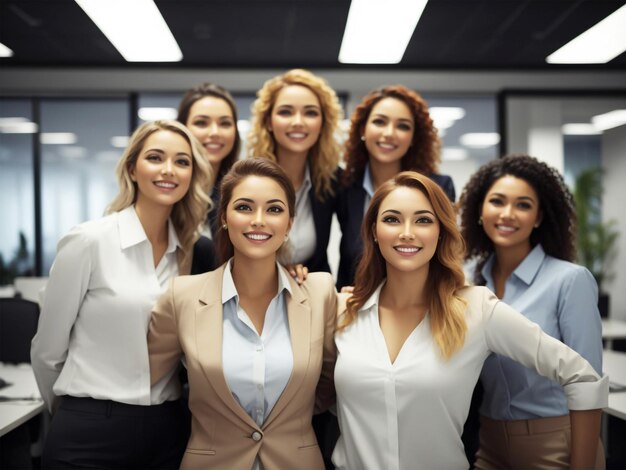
0, 298, 40, 364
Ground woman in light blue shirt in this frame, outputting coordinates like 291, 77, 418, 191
459, 154, 604, 469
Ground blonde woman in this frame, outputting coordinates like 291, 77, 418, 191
333, 171, 608, 470
248, 68, 342, 277
31, 120, 212, 469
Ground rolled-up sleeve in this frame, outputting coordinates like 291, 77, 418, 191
481, 287, 609, 411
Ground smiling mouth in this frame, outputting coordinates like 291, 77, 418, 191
377, 142, 397, 150
154, 181, 177, 189
204, 142, 223, 150
495, 224, 517, 233
244, 233, 271, 241
394, 246, 420, 254
287, 132, 307, 139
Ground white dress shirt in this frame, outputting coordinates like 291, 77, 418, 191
333, 283, 609, 470
287, 166, 316, 264
221, 259, 294, 426
31, 205, 182, 413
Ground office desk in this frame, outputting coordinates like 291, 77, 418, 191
602, 319, 626, 349
603, 350, 626, 422
0, 364, 44, 437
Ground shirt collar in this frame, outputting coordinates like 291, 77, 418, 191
362, 164, 375, 199
117, 205, 181, 252
360, 281, 385, 312
221, 259, 293, 306
481, 244, 546, 286
296, 165, 313, 201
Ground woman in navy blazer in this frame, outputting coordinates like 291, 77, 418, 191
248, 69, 343, 275
336, 85, 455, 289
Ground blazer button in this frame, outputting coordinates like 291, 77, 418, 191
251, 431, 262, 442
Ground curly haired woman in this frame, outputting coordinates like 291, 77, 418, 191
336, 85, 455, 289
458, 154, 605, 469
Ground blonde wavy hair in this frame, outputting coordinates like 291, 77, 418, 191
248, 68, 342, 201
107, 120, 212, 267
340, 171, 468, 360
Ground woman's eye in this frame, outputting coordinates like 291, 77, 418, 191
276, 109, 292, 117
398, 123, 413, 131
192, 120, 208, 128
235, 204, 251, 211
146, 154, 161, 161
176, 158, 191, 167
220, 120, 234, 128
488, 198, 503, 206
268, 206, 284, 213
305, 110, 320, 118
382, 216, 399, 223
517, 202, 532, 210
416, 217, 432, 224
371, 118, 385, 126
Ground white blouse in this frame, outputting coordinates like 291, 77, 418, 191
31, 206, 182, 412
333, 283, 609, 470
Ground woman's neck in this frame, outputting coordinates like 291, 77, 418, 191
369, 158, 401, 191
492, 242, 532, 281
231, 254, 279, 298
277, 149, 308, 191
134, 200, 171, 248
380, 263, 430, 311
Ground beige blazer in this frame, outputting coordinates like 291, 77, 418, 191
148, 263, 337, 470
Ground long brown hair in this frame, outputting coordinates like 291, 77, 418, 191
341, 171, 467, 360
342, 85, 440, 187
215, 158, 296, 264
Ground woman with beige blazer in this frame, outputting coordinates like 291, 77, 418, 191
148, 158, 337, 470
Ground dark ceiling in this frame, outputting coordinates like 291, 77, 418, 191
1, 0, 625, 69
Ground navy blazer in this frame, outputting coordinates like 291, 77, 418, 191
335, 171, 455, 289
302, 168, 341, 274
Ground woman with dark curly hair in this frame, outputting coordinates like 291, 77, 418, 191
336, 85, 455, 289
177, 82, 241, 237
458, 154, 605, 469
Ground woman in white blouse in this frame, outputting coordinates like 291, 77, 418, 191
147, 158, 337, 470
31, 120, 212, 469
332, 171, 608, 470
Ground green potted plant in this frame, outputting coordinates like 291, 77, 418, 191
573, 167, 619, 317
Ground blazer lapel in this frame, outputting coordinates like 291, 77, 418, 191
264, 270, 311, 428
195, 265, 259, 429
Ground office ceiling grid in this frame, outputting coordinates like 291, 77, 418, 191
0, 0, 625, 68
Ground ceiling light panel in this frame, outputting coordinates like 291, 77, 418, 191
75, 0, 182, 62
339, 0, 428, 64
0, 42, 14, 58
546, 4, 626, 64
591, 109, 626, 130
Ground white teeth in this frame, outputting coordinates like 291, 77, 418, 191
287, 132, 307, 139
395, 246, 419, 253
204, 143, 222, 149
155, 181, 176, 188
377, 142, 396, 149
245, 233, 270, 240
496, 225, 516, 232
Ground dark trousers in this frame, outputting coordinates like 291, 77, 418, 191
43, 396, 190, 470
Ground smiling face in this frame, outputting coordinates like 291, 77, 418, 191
131, 130, 193, 211
269, 85, 323, 159
375, 185, 440, 275
185, 96, 237, 166
480, 175, 542, 254
224, 175, 293, 262
363, 97, 415, 166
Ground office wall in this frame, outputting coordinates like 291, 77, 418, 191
603, 124, 626, 321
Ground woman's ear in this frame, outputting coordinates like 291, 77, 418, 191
371, 223, 378, 243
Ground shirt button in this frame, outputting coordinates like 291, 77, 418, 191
251, 431, 262, 442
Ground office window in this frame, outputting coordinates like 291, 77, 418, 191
40, 99, 130, 273
0, 99, 35, 284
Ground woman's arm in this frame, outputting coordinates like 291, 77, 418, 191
30, 229, 92, 413
147, 279, 183, 386
570, 409, 602, 470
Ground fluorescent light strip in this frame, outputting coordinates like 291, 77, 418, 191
460, 133, 500, 148
75, 0, 182, 62
562, 123, 601, 135
591, 109, 626, 131
138, 107, 178, 121
546, 4, 626, 64
0, 42, 14, 58
442, 147, 469, 161
0, 121, 38, 134
339, 0, 428, 64
41, 133, 77, 145
111, 136, 130, 148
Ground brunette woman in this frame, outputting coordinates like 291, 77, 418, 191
336, 85, 455, 289
458, 154, 605, 469
147, 158, 337, 470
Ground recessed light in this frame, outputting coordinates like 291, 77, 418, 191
0, 42, 14, 58
460, 133, 500, 148
591, 109, 626, 131
562, 123, 601, 135
137, 107, 178, 121
41, 133, 78, 145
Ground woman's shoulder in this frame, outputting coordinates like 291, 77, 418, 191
58, 213, 117, 248
539, 255, 596, 287
302, 271, 335, 293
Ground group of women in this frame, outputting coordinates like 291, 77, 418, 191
30, 68, 607, 470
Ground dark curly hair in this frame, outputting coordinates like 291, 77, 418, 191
342, 85, 440, 187
458, 154, 577, 284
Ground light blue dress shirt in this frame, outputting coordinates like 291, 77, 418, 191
221, 260, 294, 426
479, 244, 603, 420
